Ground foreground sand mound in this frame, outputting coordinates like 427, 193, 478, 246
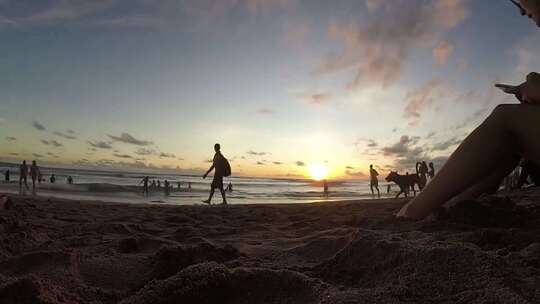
122, 262, 326, 304
315, 229, 538, 303
0, 275, 79, 304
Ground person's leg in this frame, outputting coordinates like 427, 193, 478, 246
220, 186, 227, 204
398, 104, 540, 219
370, 184, 374, 195
376, 186, 380, 198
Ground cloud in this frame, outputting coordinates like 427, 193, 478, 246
32, 153, 43, 158
134, 148, 156, 156
32, 121, 46, 131
256, 161, 265, 165
41, 139, 63, 147
108, 133, 153, 146
430, 137, 462, 152
159, 152, 176, 158
319, 0, 468, 88
346, 166, 355, 169
432, 40, 454, 66
246, 150, 268, 156
88, 140, 113, 149
113, 153, 133, 159
403, 79, 442, 125
382, 135, 419, 156
273, 161, 283, 165
301, 93, 331, 105
345, 170, 367, 178
9, 153, 18, 156
367, 139, 378, 147
53, 130, 77, 140
295, 161, 305, 166
381, 135, 426, 170
5, 136, 16, 142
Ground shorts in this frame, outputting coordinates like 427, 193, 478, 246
211, 175, 224, 190
370, 179, 378, 187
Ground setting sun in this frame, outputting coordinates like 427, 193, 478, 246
308, 164, 330, 181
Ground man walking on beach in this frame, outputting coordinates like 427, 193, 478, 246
202, 143, 230, 205
30, 160, 41, 195
19, 160, 29, 195
370, 164, 380, 198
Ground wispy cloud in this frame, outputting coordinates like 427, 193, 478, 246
319, 0, 468, 88
403, 79, 442, 126
5, 136, 16, 142
113, 153, 133, 159
430, 137, 462, 152
273, 161, 283, 165
53, 130, 77, 140
295, 161, 305, 166
41, 139, 63, 147
300, 93, 331, 105
432, 40, 454, 66
32, 121, 46, 131
108, 133, 153, 146
159, 152, 176, 158
246, 150, 268, 156
88, 140, 113, 149
257, 108, 275, 114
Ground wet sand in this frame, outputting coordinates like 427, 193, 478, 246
0, 189, 539, 303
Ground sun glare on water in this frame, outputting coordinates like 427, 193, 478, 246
308, 164, 330, 181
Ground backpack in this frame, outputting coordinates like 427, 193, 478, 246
216, 154, 232, 177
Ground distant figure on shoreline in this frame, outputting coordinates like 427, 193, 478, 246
226, 182, 233, 193
188, 182, 192, 191
151, 180, 156, 189
428, 162, 436, 180
19, 160, 29, 194
50, 174, 56, 183
323, 179, 329, 196
67, 176, 74, 184
164, 180, 170, 196
177, 182, 182, 189
202, 143, 231, 205
157, 180, 161, 189
139, 176, 149, 196
369, 164, 380, 198
30, 160, 40, 195
4, 170, 9, 184
416, 161, 428, 189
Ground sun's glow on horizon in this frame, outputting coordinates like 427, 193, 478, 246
308, 163, 330, 181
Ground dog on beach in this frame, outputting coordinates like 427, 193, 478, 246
385, 171, 421, 199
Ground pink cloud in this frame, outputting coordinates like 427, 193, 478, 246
403, 79, 442, 125
432, 41, 454, 66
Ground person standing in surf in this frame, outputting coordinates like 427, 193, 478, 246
369, 164, 380, 198
202, 143, 231, 205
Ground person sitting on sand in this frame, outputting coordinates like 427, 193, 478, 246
428, 162, 436, 180
202, 143, 230, 205
398, 72, 540, 219
4, 169, 9, 184
369, 164, 380, 198
30, 160, 40, 194
19, 160, 29, 194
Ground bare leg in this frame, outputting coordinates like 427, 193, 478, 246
220, 188, 227, 204
398, 104, 540, 219
376, 186, 380, 198
204, 188, 215, 204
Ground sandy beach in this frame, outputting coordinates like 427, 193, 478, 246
0, 189, 538, 303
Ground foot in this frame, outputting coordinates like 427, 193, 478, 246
202, 200, 211, 205
220, 201, 228, 205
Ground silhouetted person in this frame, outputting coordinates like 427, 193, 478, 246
369, 164, 380, 198
428, 162, 436, 179
387, 184, 391, 193
30, 160, 40, 194
67, 176, 74, 184
157, 180, 161, 189
164, 180, 170, 196
139, 176, 149, 196
226, 182, 233, 193
323, 179, 329, 196
151, 180, 156, 189
50, 174, 56, 184
4, 170, 9, 184
19, 160, 29, 194
177, 182, 182, 189
416, 161, 428, 189
203, 143, 229, 205
188, 182, 192, 191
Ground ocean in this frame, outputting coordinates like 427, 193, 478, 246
0, 164, 396, 205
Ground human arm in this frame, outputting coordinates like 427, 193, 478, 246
203, 164, 215, 179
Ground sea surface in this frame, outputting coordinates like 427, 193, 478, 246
0, 164, 396, 205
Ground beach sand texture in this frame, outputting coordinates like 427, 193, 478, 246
0, 189, 539, 303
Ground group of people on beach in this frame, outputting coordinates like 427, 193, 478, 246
139, 176, 194, 197
3, 160, 74, 195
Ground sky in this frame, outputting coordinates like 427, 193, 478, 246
1, 0, 540, 180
